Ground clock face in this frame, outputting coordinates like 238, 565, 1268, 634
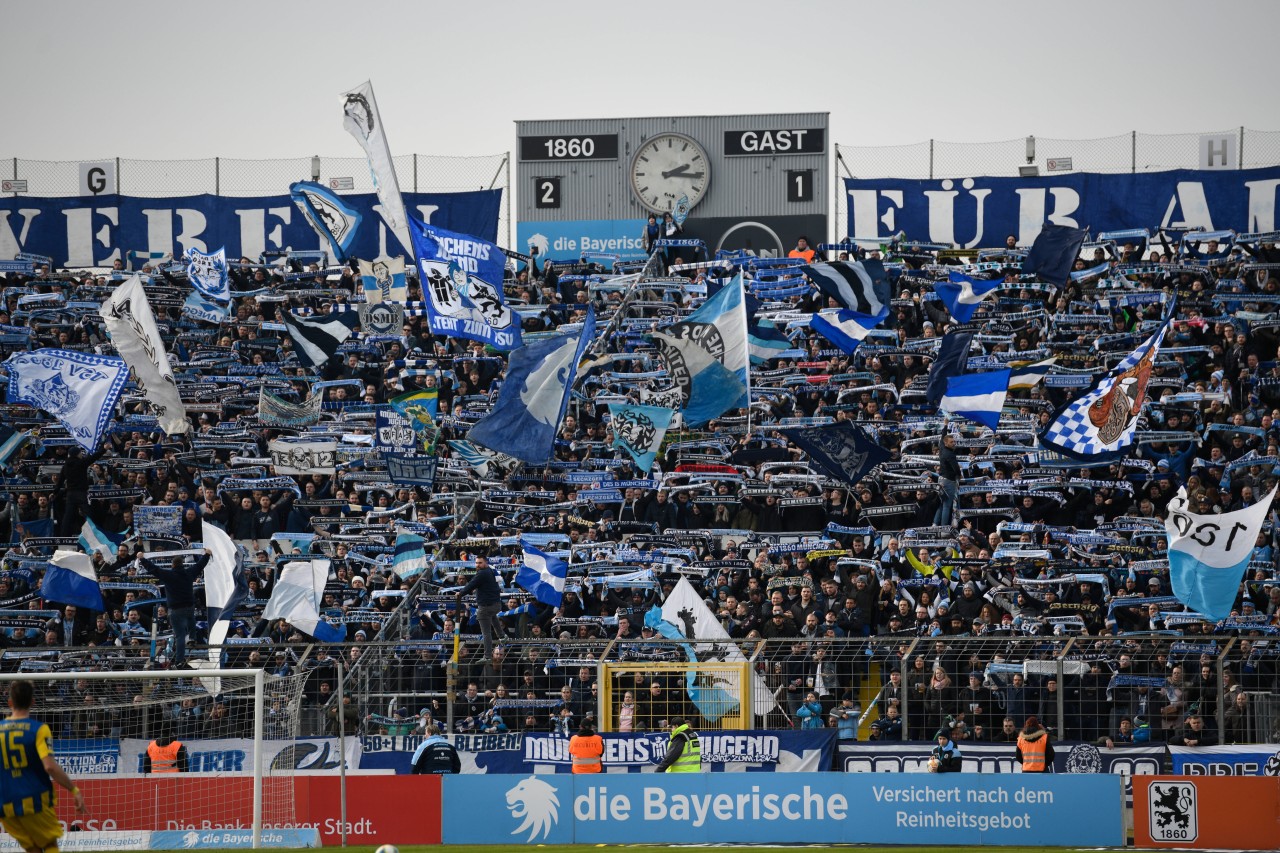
629, 133, 710, 214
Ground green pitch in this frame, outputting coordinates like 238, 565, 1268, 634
267, 840, 1100, 845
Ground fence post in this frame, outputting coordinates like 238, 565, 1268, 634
1131, 131, 1137, 173
504, 152, 512, 248
413, 153, 418, 194
929, 139, 935, 180
1239, 126, 1245, 169
215, 157, 220, 196
116, 156, 122, 194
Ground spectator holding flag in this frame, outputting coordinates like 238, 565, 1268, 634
138, 549, 211, 667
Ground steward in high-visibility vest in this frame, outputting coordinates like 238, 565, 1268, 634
654, 717, 702, 773
568, 722, 604, 773
1014, 716, 1054, 773
143, 736, 188, 773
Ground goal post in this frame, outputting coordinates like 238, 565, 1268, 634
2, 667, 311, 850
599, 661, 754, 732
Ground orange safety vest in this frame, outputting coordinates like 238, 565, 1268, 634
147, 740, 183, 773
568, 733, 603, 773
1016, 732, 1047, 772
788, 248, 816, 263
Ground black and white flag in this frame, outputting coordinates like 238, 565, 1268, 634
802, 260, 886, 315
282, 310, 359, 368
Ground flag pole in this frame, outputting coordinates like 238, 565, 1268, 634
742, 273, 753, 440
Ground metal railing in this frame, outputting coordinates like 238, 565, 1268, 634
8, 634, 1277, 745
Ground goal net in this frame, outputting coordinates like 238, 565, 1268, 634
599, 661, 755, 732
1, 668, 310, 849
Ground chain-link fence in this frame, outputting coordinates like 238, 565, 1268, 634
833, 127, 1280, 242
0, 152, 512, 246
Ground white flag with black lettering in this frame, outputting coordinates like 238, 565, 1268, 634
341, 80, 412, 256
99, 275, 189, 434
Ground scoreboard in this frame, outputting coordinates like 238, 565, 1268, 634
515, 113, 828, 262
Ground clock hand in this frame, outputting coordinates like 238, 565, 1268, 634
672, 172, 704, 180
661, 165, 691, 179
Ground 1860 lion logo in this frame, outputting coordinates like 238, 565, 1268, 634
505, 775, 560, 841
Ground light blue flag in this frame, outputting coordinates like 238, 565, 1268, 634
1165, 485, 1276, 621
518, 541, 568, 607
80, 517, 125, 561
468, 309, 595, 465
747, 317, 792, 365
185, 246, 230, 302
5, 349, 130, 452
0, 425, 32, 466
941, 369, 1011, 431
607, 403, 674, 473
652, 274, 749, 427
290, 181, 363, 262
935, 271, 1001, 322
810, 305, 889, 355
393, 532, 428, 579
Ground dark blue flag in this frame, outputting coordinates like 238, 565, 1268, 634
925, 330, 974, 406
1023, 224, 1088, 286
779, 421, 889, 488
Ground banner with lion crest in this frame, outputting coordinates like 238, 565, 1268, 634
4, 349, 130, 452
607, 403, 674, 473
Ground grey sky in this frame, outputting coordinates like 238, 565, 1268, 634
2, 0, 1277, 162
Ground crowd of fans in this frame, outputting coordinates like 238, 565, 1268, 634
1, 223, 1278, 750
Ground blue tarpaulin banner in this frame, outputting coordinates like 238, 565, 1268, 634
0, 190, 502, 268
843, 167, 1280, 247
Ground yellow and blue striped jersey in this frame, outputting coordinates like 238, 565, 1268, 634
0, 718, 55, 817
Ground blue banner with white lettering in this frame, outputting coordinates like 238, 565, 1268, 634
359, 730, 832, 774
1168, 744, 1280, 776
844, 167, 1280, 247
441, 773, 1123, 846
0, 190, 501, 268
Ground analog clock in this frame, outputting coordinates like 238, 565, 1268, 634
629, 133, 711, 214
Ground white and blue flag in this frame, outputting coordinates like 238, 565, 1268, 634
262, 558, 345, 643
393, 532, 428, 579
607, 403, 674, 474
80, 517, 125, 561
290, 181, 364, 262
5, 349, 130, 452
810, 306, 888, 355
468, 309, 595, 465
1040, 310, 1172, 461
358, 257, 407, 304
182, 291, 231, 324
41, 550, 105, 612
652, 274, 749, 427
185, 246, 230, 302
935, 271, 1001, 323
409, 216, 521, 351
202, 521, 249, 626
341, 80, 412, 255
1165, 485, 1276, 621
518, 542, 568, 607
941, 369, 1011, 431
